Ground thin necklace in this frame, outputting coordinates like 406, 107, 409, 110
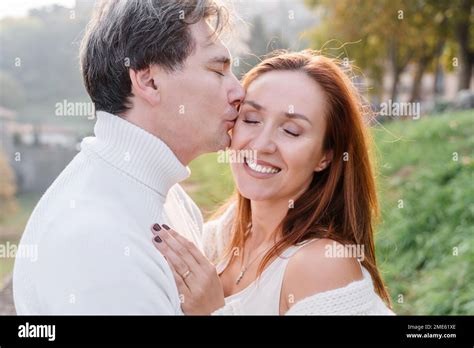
235, 228, 274, 285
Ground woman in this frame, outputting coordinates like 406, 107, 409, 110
151, 50, 394, 315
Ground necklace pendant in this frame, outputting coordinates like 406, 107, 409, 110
236, 269, 246, 285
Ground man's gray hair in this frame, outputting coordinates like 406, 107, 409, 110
80, 0, 228, 115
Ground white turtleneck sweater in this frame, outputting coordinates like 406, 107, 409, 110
13, 111, 203, 315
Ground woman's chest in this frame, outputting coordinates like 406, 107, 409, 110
218, 257, 289, 314
219, 257, 258, 297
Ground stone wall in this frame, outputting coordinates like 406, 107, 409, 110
9, 145, 78, 194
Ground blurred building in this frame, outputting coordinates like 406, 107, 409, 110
0, 106, 79, 194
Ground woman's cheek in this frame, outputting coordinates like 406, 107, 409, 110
230, 122, 251, 149
281, 142, 311, 175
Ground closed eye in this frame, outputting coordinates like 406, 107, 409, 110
284, 129, 300, 137
243, 120, 259, 124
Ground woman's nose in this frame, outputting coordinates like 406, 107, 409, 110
249, 128, 277, 154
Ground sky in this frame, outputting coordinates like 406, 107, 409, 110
0, 0, 76, 19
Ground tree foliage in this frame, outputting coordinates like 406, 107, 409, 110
305, 0, 474, 100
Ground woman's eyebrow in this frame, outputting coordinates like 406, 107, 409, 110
242, 100, 264, 110
242, 100, 312, 125
284, 111, 312, 125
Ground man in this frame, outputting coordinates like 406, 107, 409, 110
13, 0, 244, 314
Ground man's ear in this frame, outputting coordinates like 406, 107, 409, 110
314, 150, 333, 172
129, 66, 160, 106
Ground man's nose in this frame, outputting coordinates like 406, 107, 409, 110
228, 75, 245, 111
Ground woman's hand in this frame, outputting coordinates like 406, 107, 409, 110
151, 223, 225, 315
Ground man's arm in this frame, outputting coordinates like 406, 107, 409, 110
35, 220, 181, 314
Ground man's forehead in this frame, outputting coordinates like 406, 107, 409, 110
203, 38, 231, 60
202, 35, 227, 51
190, 21, 230, 59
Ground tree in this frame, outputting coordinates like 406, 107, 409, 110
304, 0, 474, 101
0, 4, 93, 120
0, 71, 26, 109
453, 0, 474, 90
407, 1, 450, 102
233, 15, 288, 78
305, 0, 418, 101
0, 149, 18, 222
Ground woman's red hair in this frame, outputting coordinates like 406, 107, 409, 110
216, 50, 391, 307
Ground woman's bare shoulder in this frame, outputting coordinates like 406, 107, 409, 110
282, 238, 364, 307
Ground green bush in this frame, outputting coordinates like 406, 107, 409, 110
375, 110, 473, 314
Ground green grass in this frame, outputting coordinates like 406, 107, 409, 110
374, 110, 473, 314
184, 153, 235, 218
0, 258, 15, 289
0, 193, 41, 285
1, 193, 40, 230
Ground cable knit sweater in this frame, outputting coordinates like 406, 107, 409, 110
203, 203, 395, 315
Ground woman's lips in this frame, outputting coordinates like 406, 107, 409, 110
243, 157, 281, 179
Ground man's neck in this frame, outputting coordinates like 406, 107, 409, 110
122, 108, 196, 166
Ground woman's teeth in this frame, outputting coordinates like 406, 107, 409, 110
246, 158, 281, 174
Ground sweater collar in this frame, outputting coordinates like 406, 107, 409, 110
80, 111, 190, 196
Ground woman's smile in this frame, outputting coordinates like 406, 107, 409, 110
243, 157, 282, 178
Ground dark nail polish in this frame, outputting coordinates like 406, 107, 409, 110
154, 235, 162, 243
162, 224, 170, 230
152, 223, 161, 231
